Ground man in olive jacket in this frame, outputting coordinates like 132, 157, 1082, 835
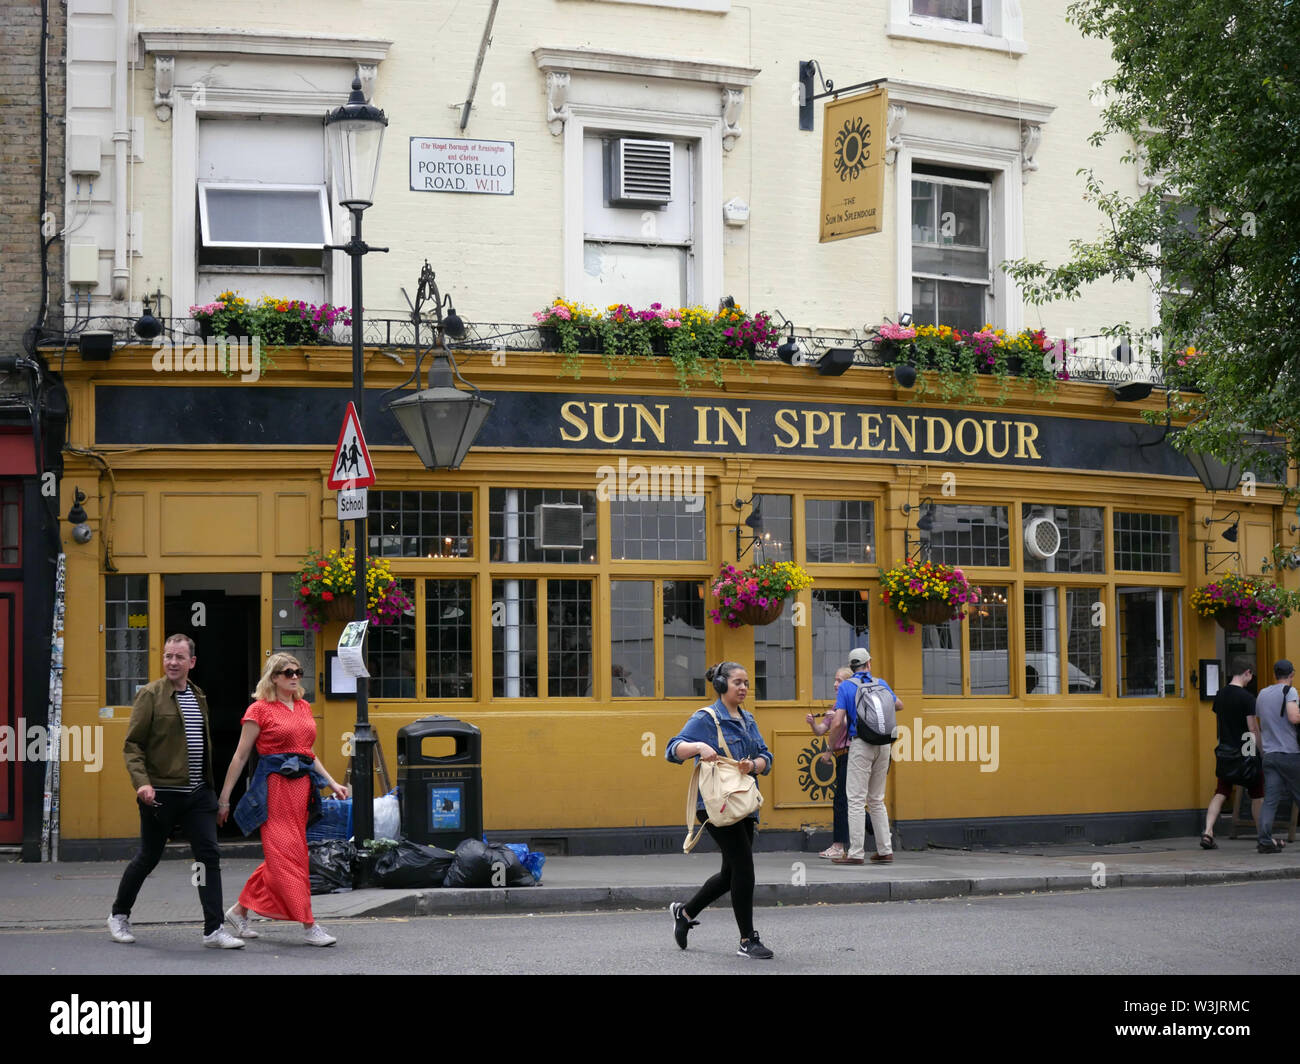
108, 634, 243, 948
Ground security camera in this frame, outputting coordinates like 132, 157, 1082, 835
71, 523, 93, 544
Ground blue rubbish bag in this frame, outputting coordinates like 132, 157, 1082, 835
502, 842, 545, 884
306, 797, 353, 844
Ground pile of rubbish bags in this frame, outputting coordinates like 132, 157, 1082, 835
308, 837, 545, 895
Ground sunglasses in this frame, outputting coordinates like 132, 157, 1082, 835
277, 668, 304, 679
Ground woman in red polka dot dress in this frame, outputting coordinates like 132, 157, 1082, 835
217, 653, 349, 946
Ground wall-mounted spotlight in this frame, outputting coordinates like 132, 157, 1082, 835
733, 493, 770, 560
898, 312, 913, 327
901, 496, 934, 561
67, 487, 93, 544
1203, 510, 1240, 572
817, 347, 856, 376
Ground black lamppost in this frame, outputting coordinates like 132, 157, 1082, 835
325, 77, 388, 845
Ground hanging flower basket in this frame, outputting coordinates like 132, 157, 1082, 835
323, 595, 357, 623
709, 560, 814, 628
914, 599, 957, 625
736, 600, 785, 626
1192, 575, 1298, 641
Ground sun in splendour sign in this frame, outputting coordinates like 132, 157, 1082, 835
409, 137, 514, 195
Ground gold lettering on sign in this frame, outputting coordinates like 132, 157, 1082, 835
984, 419, 1011, 459
696, 406, 749, 446
830, 411, 859, 450
773, 409, 800, 449
924, 417, 953, 454
1016, 421, 1041, 459
590, 403, 626, 443
560, 401, 588, 442
695, 406, 712, 445
632, 403, 669, 444
861, 413, 885, 452
888, 414, 917, 452
801, 410, 831, 449
954, 418, 983, 457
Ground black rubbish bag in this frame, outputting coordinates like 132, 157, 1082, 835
443, 838, 536, 888
370, 839, 456, 889
442, 838, 495, 888
308, 840, 357, 895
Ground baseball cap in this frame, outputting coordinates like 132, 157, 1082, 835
1275, 659, 1294, 678
848, 648, 871, 668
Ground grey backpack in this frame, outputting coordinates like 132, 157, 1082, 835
850, 677, 898, 745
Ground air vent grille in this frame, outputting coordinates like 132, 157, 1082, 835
609, 138, 673, 206
533, 504, 585, 550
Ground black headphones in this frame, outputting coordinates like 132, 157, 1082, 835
710, 662, 733, 695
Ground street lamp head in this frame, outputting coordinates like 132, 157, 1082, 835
324, 77, 388, 210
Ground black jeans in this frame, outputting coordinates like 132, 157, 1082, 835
685, 813, 756, 939
112, 784, 224, 935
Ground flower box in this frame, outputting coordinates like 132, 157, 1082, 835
736, 600, 784, 626
323, 595, 357, 623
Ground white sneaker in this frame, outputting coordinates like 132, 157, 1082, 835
107, 914, 135, 944
302, 923, 337, 947
202, 926, 246, 949
225, 905, 260, 939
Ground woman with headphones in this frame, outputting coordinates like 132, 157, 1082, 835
665, 660, 774, 960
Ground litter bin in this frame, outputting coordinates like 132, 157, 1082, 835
396, 716, 483, 849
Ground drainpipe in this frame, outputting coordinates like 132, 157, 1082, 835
110, 0, 129, 302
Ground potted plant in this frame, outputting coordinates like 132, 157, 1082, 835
709, 560, 814, 628
294, 548, 413, 631
880, 559, 982, 633
1191, 574, 1296, 640
533, 299, 603, 375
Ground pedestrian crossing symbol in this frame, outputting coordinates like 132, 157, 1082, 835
327, 402, 376, 489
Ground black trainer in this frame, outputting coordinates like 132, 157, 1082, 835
669, 902, 699, 949
737, 933, 774, 960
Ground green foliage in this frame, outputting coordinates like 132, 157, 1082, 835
1003, 1, 1300, 477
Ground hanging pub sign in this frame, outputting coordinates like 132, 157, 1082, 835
819, 86, 887, 243
409, 136, 514, 194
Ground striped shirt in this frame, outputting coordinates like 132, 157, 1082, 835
158, 685, 205, 792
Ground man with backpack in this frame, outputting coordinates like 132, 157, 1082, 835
1256, 659, 1300, 854
825, 648, 901, 865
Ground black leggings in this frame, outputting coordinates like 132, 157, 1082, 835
684, 813, 756, 939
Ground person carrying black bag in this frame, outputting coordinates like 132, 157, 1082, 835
1256, 659, 1300, 853
1199, 655, 1260, 849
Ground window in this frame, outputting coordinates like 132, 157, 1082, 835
106, 575, 149, 705
1117, 588, 1182, 697
368, 579, 415, 699
489, 489, 597, 564
369, 491, 474, 558
426, 580, 473, 698
0, 485, 19, 565
921, 504, 1010, 567
610, 498, 706, 561
194, 118, 332, 306
912, 0, 983, 26
969, 586, 1010, 694
490, 578, 593, 698
805, 499, 875, 564
581, 134, 693, 307
1114, 512, 1180, 572
750, 493, 793, 563
912, 167, 992, 333
1022, 505, 1105, 574
611, 579, 707, 698
1024, 588, 1102, 695
812, 590, 871, 699
754, 604, 796, 701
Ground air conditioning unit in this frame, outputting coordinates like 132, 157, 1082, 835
608, 138, 673, 207
534, 504, 586, 550
1024, 516, 1063, 560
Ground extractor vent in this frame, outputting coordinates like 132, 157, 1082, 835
608, 138, 673, 206
533, 504, 585, 550
1024, 516, 1062, 560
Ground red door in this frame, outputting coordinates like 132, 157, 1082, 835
0, 586, 20, 842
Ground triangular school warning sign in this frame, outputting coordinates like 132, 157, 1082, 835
328, 402, 376, 489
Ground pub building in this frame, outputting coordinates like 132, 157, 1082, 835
54, 345, 1291, 855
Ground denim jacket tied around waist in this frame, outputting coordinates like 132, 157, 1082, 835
233, 752, 329, 836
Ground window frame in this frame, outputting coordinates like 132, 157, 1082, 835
197, 181, 333, 250
888, 0, 1027, 54
910, 170, 994, 331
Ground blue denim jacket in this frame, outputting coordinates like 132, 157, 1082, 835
834, 670, 898, 740
233, 752, 329, 836
667, 700, 773, 818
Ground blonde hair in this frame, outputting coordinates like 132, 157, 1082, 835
834, 666, 853, 681
255, 653, 304, 703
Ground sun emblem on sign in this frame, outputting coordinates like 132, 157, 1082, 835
796, 738, 838, 801
832, 115, 871, 182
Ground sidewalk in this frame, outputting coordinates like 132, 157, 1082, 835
3, 835, 1297, 930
